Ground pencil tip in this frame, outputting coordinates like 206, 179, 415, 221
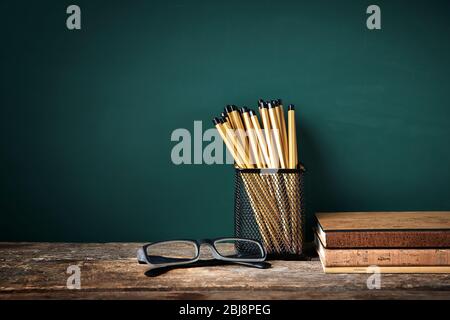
277, 98, 283, 105
212, 117, 223, 125
248, 109, 256, 116
288, 104, 295, 111
220, 112, 228, 122
240, 107, 249, 114
258, 100, 266, 109
272, 99, 281, 107
225, 105, 237, 113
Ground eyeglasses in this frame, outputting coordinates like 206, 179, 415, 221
137, 238, 267, 270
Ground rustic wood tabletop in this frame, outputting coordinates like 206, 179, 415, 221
0, 242, 449, 300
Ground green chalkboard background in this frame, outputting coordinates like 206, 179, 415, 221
1, 0, 450, 242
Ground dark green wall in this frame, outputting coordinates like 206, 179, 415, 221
1, 0, 450, 242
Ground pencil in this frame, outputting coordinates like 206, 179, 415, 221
222, 117, 254, 168
213, 117, 245, 168
225, 105, 246, 134
276, 99, 289, 167
259, 101, 278, 168
249, 109, 271, 168
225, 105, 253, 168
268, 101, 286, 168
241, 107, 264, 168
288, 104, 298, 169
287, 104, 301, 251
221, 112, 232, 129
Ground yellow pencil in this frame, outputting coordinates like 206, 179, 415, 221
249, 109, 271, 168
276, 99, 289, 167
213, 117, 246, 168
221, 112, 233, 129
288, 104, 298, 169
241, 107, 264, 168
268, 101, 286, 168
259, 101, 278, 168
225, 105, 253, 168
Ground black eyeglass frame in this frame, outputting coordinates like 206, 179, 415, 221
137, 237, 267, 269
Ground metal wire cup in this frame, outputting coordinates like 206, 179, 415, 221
234, 167, 305, 257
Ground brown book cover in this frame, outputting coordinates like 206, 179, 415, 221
320, 264, 450, 274
315, 233, 450, 267
316, 211, 450, 248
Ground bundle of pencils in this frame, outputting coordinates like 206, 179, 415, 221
213, 99, 302, 254
212, 99, 298, 169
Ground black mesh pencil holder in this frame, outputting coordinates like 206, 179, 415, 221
234, 167, 306, 258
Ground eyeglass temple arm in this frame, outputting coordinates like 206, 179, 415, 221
137, 248, 148, 264
232, 261, 269, 269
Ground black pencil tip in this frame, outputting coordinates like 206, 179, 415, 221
240, 107, 249, 114
212, 117, 222, 125
288, 104, 295, 111
225, 105, 237, 113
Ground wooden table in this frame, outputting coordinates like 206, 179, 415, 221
0, 242, 449, 300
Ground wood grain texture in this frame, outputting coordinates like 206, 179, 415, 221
1, 243, 450, 300
318, 228, 450, 249
316, 212, 450, 231
316, 235, 450, 267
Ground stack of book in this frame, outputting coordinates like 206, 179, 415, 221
315, 211, 450, 273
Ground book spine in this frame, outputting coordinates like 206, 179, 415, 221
321, 246, 450, 267
322, 265, 450, 274
325, 230, 450, 248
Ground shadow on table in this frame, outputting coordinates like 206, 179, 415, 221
144, 260, 271, 277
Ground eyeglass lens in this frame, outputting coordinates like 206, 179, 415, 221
214, 239, 264, 259
145, 241, 197, 265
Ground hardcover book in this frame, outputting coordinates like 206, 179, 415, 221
315, 233, 450, 267
315, 211, 450, 248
